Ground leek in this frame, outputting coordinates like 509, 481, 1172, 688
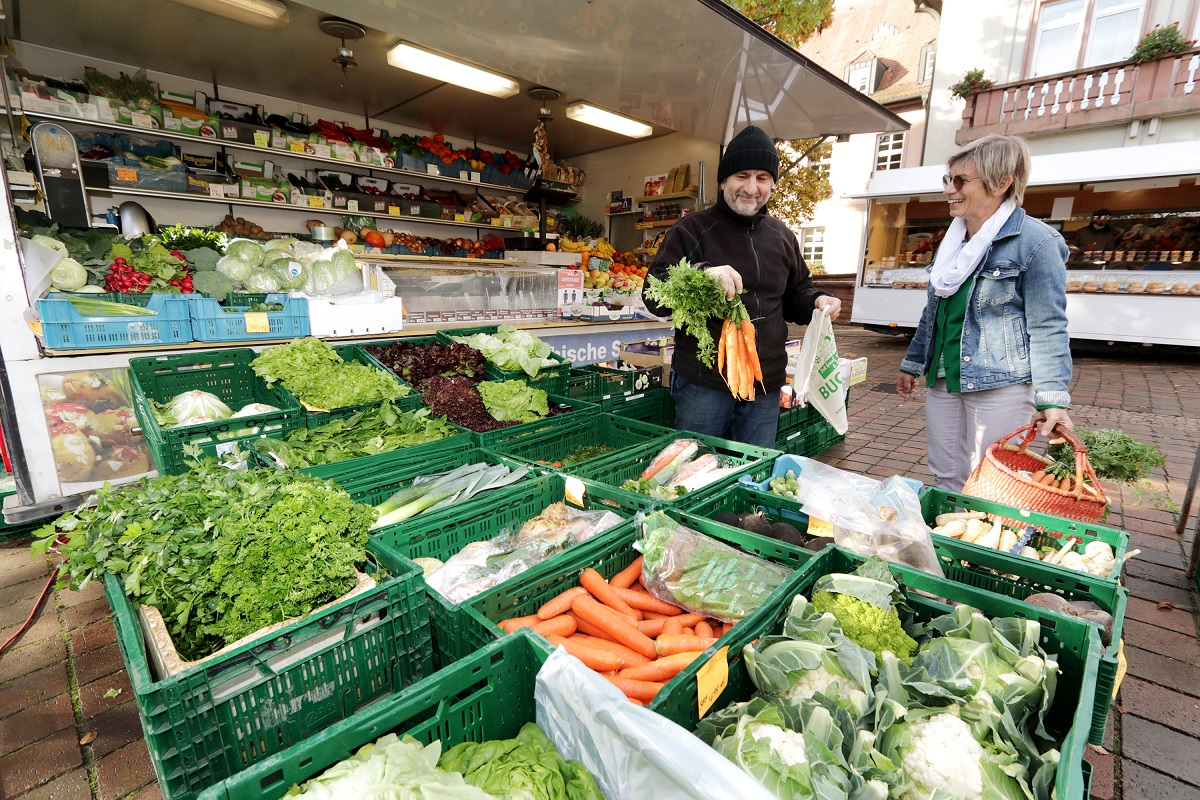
371, 462, 529, 530
63, 297, 157, 316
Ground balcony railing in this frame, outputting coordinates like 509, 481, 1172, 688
957, 49, 1199, 143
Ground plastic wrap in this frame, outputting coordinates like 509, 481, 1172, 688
787, 457, 944, 576
635, 513, 793, 623
425, 503, 624, 603
535, 648, 778, 800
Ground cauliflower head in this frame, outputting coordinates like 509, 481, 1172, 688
781, 665, 864, 703
747, 722, 808, 767
898, 714, 984, 800
812, 590, 917, 665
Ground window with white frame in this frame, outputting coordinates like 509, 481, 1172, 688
870, 22, 900, 40
918, 42, 936, 85
801, 227, 825, 266
1030, 0, 1144, 77
875, 132, 905, 171
845, 59, 875, 92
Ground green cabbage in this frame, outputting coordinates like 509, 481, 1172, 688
269, 258, 307, 290
244, 270, 282, 294
265, 237, 297, 252
217, 254, 254, 284
225, 238, 265, 267
50, 257, 88, 291
151, 390, 234, 428
32, 235, 69, 258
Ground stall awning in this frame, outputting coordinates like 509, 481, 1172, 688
851, 141, 1200, 201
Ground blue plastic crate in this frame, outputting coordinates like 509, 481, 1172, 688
38, 292, 193, 350
189, 293, 310, 342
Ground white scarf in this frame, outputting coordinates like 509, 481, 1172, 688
929, 200, 1017, 297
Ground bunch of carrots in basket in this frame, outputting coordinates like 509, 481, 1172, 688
497, 556, 734, 704
718, 302, 763, 401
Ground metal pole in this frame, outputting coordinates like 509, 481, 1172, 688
1181, 440, 1200, 578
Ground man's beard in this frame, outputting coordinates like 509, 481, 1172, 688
723, 185, 768, 216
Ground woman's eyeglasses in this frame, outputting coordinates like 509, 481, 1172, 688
942, 173, 984, 191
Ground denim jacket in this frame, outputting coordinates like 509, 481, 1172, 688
901, 208, 1073, 409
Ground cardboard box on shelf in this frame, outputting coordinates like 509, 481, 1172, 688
620, 338, 674, 369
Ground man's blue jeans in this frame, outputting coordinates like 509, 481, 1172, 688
670, 370, 780, 449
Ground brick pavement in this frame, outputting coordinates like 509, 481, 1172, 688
0, 325, 1196, 800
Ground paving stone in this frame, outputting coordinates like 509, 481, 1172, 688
0, 558, 54, 589
56, 580, 106, 609
1123, 759, 1200, 799
1127, 532, 1184, 554
1086, 746, 1115, 800
1120, 676, 1200, 736
0, 613, 63, 654
1125, 559, 1193, 590
0, 634, 67, 685
95, 738, 157, 800
0, 694, 75, 758
79, 670, 133, 720
73, 642, 125, 687
0, 728, 82, 797
1129, 546, 1186, 569
1124, 597, 1200, 636
61, 596, 112, 630
128, 782, 164, 800
12, 768, 92, 800
0, 664, 70, 721
1122, 714, 1200, 786
1124, 646, 1200, 697
1123, 577, 1196, 608
1123, 619, 1200, 663
69, 617, 116, 655
0, 579, 55, 630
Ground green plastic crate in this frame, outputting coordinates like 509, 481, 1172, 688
359, 336, 481, 392
194, 629, 555, 800
293, 428, 477, 483
565, 368, 603, 401
482, 413, 675, 471
367, 473, 651, 667
129, 348, 304, 476
464, 508, 812, 660
775, 389, 849, 456
603, 386, 675, 427
649, 546, 1102, 800
573, 431, 780, 510
469, 393, 600, 448
436, 324, 571, 395
285, 344, 421, 428
107, 546, 433, 800
580, 363, 663, 398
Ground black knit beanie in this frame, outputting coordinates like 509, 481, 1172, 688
718, 125, 779, 183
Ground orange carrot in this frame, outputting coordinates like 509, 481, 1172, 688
741, 317, 764, 387
717, 318, 728, 377
726, 318, 743, 397
537, 587, 588, 620
571, 613, 617, 642
498, 614, 540, 633
663, 617, 684, 636
618, 650, 704, 681
610, 556, 644, 590
532, 615, 577, 638
603, 674, 664, 703
694, 620, 715, 639
611, 586, 683, 616
638, 618, 667, 637
682, 627, 695, 637
574, 634, 653, 667
627, 697, 646, 707
656, 634, 719, 657
546, 634, 624, 671
572, 595, 658, 659
641, 610, 668, 620
736, 324, 754, 400
641, 439, 693, 481
580, 568, 639, 620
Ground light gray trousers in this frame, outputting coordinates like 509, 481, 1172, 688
925, 380, 1036, 492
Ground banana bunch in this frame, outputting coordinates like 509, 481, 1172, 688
559, 237, 589, 253
594, 238, 617, 258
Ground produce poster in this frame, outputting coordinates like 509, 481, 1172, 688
37, 368, 155, 494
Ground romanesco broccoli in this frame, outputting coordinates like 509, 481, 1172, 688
812, 589, 917, 665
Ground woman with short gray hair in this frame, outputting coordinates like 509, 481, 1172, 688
896, 133, 1073, 492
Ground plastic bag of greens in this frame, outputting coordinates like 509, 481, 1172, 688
216, 254, 254, 285
244, 269, 282, 294
635, 511, 793, 623
224, 238, 265, 267
267, 257, 307, 290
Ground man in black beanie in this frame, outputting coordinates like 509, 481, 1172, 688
641, 124, 841, 447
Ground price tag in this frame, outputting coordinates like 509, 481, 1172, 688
454, 213, 465, 223
470, 171, 482, 183
1112, 640, 1127, 698
388, 206, 401, 216
427, 164, 440, 176
221, 125, 237, 139
410, 205, 421, 216
116, 167, 138, 182
243, 312, 271, 333
347, 199, 359, 212
208, 184, 226, 198
696, 646, 729, 717
307, 196, 324, 208
253, 130, 270, 148
807, 517, 834, 538
564, 476, 586, 507
289, 141, 306, 153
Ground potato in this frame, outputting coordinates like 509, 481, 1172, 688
62, 371, 124, 410
52, 431, 96, 482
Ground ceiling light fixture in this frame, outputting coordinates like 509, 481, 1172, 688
166, 0, 289, 29
386, 42, 519, 98
564, 103, 652, 138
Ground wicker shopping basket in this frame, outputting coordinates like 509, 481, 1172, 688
962, 423, 1109, 524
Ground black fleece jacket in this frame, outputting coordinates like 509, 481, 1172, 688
641, 194, 827, 392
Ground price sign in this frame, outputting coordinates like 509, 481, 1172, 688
807, 517, 834, 538
289, 141, 307, 153
243, 312, 271, 333
427, 164, 440, 176
221, 125, 237, 140
253, 130, 270, 148
470, 171, 482, 183
347, 200, 359, 212
208, 184, 226, 198
388, 206, 401, 216
307, 196, 324, 208
116, 167, 138, 182
410, 206, 421, 216
454, 213, 465, 222
696, 647, 729, 717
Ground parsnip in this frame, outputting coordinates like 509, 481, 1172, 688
1019, 546, 1041, 560
976, 519, 1003, 549
935, 511, 988, 527
962, 518, 989, 544
999, 529, 1019, 552
1046, 537, 1080, 566
1060, 551, 1087, 571
934, 520, 968, 539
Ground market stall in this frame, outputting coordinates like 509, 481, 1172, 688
849, 140, 1200, 346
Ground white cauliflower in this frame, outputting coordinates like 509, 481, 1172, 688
747, 722, 808, 767
782, 666, 865, 703
898, 713, 984, 800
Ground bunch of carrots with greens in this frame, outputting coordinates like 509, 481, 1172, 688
644, 258, 764, 401
496, 555, 732, 705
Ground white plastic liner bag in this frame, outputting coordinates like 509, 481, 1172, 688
534, 647, 778, 800
791, 307, 849, 434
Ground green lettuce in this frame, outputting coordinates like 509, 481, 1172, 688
453, 325, 558, 377
436, 722, 604, 800
478, 380, 550, 422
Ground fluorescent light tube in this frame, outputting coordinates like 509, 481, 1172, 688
386, 42, 520, 99
167, 0, 289, 29
565, 103, 652, 138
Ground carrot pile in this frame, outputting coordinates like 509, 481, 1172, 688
497, 555, 734, 704
718, 302, 763, 401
